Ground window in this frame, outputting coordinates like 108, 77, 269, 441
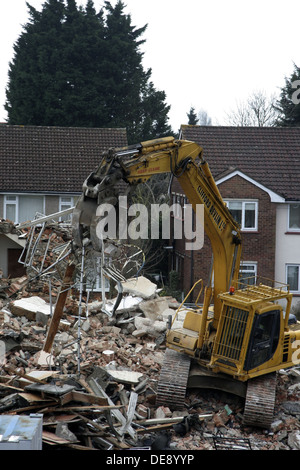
239, 262, 257, 286
286, 264, 300, 292
4, 196, 17, 222
173, 252, 182, 272
85, 257, 110, 292
226, 200, 258, 231
171, 193, 182, 218
245, 310, 281, 370
59, 196, 74, 223
288, 203, 300, 231
75, 256, 110, 292
4, 195, 44, 224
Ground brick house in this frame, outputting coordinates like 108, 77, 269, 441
170, 125, 300, 307
0, 124, 127, 277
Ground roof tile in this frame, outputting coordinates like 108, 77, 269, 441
180, 125, 300, 200
0, 125, 128, 193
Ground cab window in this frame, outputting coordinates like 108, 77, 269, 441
244, 310, 280, 371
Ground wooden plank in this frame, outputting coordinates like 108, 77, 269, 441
3, 367, 48, 385
137, 413, 213, 426
135, 413, 213, 433
48, 405, 122, 412
59, 390, 109, 407
19, 370, 59, 385
136, 423, 177, 433
18, 392, 54, 403
42, 430, 74, 445
5, 402, 59, 415
43, 262, 75, 353
43, 414, 79, 425
77, 377, 94, 394
0, 382, 24, 392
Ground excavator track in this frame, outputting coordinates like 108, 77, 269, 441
243, 372, 277, 429
157, 349, 277, 428
156, 348, 191, 409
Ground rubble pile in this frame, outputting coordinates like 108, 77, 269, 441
0, 219, 299, 450
0, 274, 300, 451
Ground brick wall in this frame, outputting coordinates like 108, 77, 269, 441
170, 175, 276, 300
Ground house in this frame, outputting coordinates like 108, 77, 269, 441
0, 124, 128, 278
170, 125, 300, 307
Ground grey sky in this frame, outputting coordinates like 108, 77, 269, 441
1, 0, 299, 130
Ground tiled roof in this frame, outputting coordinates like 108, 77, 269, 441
0, 125, 128, 193
180, 125, 300, 201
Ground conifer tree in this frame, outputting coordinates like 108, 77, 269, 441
186, 107, 199, 125
5, 0, 66, 125
275, 63, 300, 127
5, 0, 172, 142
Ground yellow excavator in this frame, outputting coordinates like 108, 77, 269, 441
72, 136, 300, 428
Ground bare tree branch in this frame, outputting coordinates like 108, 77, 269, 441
225, 90, 279, 126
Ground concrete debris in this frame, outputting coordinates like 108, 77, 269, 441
104, 295, 143, 315
133, 316, 167, 338
121, 276, 157, 299
55, 422, 78, 443
288, 431, 300, 450
139, 298, 169, 320
10, 296, 53, 321
105, 369, 144, 385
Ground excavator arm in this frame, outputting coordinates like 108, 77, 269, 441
72, 136, 242, 320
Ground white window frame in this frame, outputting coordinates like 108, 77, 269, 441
4, 195, 18, 222
59, 196, 74, 212
286, 264, 300, 293
83, 256, 110, 293
239, 261, 257, 285
225, 199, 258, 231
288, 203, 300, 232
59, 196, 75, 223
4, 194, 45, 224
171, 192, 183, 219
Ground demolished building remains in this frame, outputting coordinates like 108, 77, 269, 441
0, 217, 300, 451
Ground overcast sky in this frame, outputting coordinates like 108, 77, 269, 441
0, 0, 299, 131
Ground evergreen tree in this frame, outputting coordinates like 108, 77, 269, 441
5, 0, 172, 142
5, 0, 66, 125
275, 63, 300, 126
186, 106, 199, 125
60, 0, 108, 126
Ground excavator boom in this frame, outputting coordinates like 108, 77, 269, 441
72, 137, 242, 311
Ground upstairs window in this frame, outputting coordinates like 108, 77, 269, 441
288, 204, 300, 231
4, 194, 44, 224
4, 196, 17, 222
59, 196, 74, 223
226, 200, 258, 231
286, 264, 300, 293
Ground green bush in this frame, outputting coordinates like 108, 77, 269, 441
160, 270, 182, 301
